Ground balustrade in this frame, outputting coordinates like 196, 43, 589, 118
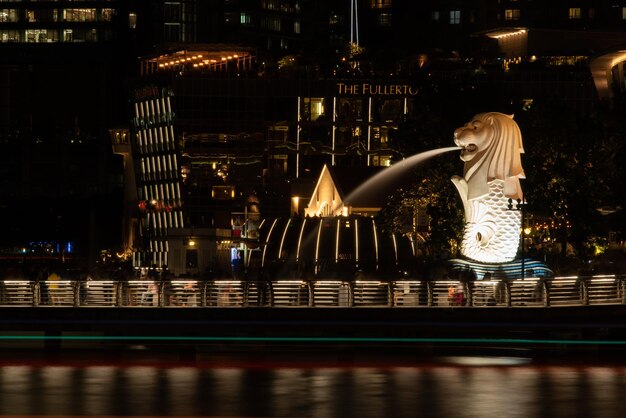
0, 276, 623, 308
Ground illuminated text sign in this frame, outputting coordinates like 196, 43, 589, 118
336, 82, 418, 96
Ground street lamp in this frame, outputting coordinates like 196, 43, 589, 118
508, 196, 526, 279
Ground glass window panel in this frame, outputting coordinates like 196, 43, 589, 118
568, 8, 581, 19
377, 13, 391, 26
0, 9, 18, 22
449, 10, 460, 24
26, 9, 57, 22
240, 12, 251, 25
128, 12, 137, 29
370, 0, 392, 9
64, 8, 96, 22
505, 9, 520, 21
25, 29, 58, 42
0, 29, 19, 42
101, 8, 115, 22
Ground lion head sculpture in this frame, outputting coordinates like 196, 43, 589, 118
453, 112, 525, 201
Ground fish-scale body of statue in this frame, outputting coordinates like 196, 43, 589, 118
451, 112, 525, 263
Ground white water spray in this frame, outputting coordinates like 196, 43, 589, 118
339, 146, 461, 211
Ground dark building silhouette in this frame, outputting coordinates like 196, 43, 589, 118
0, 1, 140, 265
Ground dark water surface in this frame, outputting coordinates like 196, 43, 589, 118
1, 352, 626, 418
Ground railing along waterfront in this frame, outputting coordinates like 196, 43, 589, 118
0, 275, 623, 308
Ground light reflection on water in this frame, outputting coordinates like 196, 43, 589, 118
0, 362, 625, 417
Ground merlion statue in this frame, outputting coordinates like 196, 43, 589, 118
451, 112, 525, 263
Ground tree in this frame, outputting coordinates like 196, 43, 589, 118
515, 100, 625, 261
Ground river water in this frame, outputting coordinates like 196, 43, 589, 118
0, 354, 625, 417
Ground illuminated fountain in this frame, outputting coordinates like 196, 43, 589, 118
255, 112, 552, 280
255, 148, 462, 280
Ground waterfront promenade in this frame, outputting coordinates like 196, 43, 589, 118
2, 275, 626, 359
0, 275, 623, 308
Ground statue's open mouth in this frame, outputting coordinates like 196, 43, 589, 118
464, 144, 477, 152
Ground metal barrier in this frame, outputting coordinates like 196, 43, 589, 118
0, 276, 624, 308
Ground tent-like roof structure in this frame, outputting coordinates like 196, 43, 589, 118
304, 164, 387, 217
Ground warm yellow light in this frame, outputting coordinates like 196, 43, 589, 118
233, 54, 239, 58
221, 57, 226, 61
488, 28, 527, 39
524, 227, 532, 236
188, 240, 196, 246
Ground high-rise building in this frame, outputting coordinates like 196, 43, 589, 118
0, 0, 138, 262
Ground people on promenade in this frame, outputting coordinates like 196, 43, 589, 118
47, 269, 61, 305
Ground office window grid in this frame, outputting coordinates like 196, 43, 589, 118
0, 4, 117, 42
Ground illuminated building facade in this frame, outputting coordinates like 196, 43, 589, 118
129, 86, 184, 269
0, 0, 122, 43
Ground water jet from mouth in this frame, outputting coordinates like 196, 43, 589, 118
340, 146, 462, 211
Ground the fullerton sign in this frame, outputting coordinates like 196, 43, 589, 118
337, 82, 418, 96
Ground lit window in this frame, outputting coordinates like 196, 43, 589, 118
101, 8, 116, 22
568, 8, 581, 19
0, 9, 18, 22
0, 30, 19, 43
262, 16, 281, 31
505, 9, 520, 20
449, 10, 460, 24
377, 13, 391, 26
262, 0, 280, 10
240, 12, 251, 25
294, 20, 300, 34
370, 0, 392, 9
25, 29, 52, 43
622, 7, 626, 20
304, 98, 325, 121
64, 9, 96, 22
129, 12, 137, 29
63, 29, 73, 42
430, 11, 439, 21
